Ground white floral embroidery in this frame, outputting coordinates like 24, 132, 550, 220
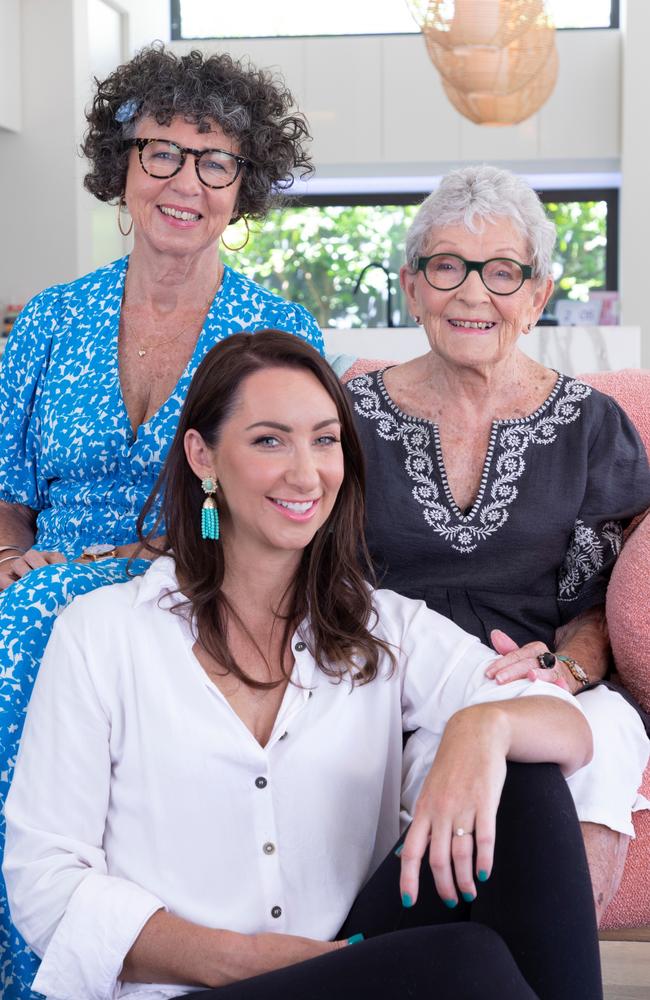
558, 518, 623, 601
348, 371, 593, 555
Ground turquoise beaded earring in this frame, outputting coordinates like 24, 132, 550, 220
201, 476, 220, 540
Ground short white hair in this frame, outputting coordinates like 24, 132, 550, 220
405, 165, 556, 278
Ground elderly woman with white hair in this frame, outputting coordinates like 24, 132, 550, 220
345, 165, 650, 922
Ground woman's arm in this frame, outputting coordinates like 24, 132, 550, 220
399, 695, 592, 907
0, 501, 67, 590
0, 500, 37, 553
485, 606, 608, 693
122, 911, 343, 989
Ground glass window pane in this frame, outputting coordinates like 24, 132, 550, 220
545, 200, 608, 312
546, 0, 612, 29
222, 204, 419, 328
176, 0, 614, 38
178, 0, 415, 39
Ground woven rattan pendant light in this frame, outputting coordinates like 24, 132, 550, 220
407, 0, 558, 126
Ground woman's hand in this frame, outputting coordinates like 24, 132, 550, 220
484, 629, 573, 692
399, 705, 508, 908
0, 548, 66, 590
243, 933, 346, 980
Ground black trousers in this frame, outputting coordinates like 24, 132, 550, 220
179, 763, 603, 1000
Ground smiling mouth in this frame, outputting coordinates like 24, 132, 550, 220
159, 205, 202, 222
449, 319, 496, 330
270, 498, 319, 514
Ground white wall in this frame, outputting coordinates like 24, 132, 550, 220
172, 28, 620, 181
619, 0, 650, 366
0, 0, 21, 131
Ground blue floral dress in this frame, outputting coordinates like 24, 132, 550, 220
0, 256, 324, 999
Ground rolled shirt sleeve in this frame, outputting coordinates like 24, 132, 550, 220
3, 615, 165, 1000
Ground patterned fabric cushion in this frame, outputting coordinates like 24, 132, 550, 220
580, 371, 650, 931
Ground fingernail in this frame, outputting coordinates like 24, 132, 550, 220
443, 898, 458, 909
394, 843, 404, 857
347, 933, 365, 945
477, 870, 490, 882
401, 892, 414, 908
461, 891, 476, 903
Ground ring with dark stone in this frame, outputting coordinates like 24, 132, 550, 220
537, 651, 556, 669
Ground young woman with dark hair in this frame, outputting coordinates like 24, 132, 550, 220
4, 332, 601, 1000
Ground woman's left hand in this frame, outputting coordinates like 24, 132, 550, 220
399, 705, 508, 907
484, 629, 572, 691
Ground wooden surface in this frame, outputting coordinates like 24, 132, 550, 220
601, 940, 650, 999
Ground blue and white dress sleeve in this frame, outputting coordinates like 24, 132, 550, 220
557, 396, 650, 621
0, 289, 59, 511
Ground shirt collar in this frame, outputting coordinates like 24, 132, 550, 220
134, 556, 325, 696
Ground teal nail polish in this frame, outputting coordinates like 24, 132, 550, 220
401, 892, 414, 908
478, 870, 490, 882
443, 898, 458, 909
347, 933, 365, 945
461, 892, 476, 903
394, 843, 404, 857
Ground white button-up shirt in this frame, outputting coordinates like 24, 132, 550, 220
3, 557, 579, 1000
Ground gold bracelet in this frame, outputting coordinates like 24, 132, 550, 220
0, 545, 25, 556
0, 553, 23, 567
556, 654, 590, 688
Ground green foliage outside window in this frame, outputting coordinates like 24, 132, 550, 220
544, 200, 607, 306
222, 199, 608, 328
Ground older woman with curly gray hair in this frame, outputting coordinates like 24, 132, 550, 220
346, 164, 650, 924
0, 44, 322, 1000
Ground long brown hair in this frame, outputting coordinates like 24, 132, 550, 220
137, 330, 394, 688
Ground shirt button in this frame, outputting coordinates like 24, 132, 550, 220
271, 905, 282, 919
255, 777, 267, 789
263, 842, 276, 855
294, 641, 306, 652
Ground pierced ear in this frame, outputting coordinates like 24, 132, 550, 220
184, 428, 217, 481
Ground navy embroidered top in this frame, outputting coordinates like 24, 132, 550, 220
347, 368, 650, 649
0, 256, 324, 558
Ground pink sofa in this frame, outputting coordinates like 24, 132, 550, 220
581, 370, 650, 930
342, 360, 650, 929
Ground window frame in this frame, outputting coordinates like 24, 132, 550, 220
170, 0, 619, 41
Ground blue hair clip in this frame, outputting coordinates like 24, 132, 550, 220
115, 98, 141, 124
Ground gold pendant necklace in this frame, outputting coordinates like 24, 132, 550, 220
121, 268, 223, 359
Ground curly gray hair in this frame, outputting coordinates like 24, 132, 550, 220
81, 44, 312, 221
405, 165, 556, 278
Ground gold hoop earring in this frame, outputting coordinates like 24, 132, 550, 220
117, 198, 133, 237
221, 217, 250, 252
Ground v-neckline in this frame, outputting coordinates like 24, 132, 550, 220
111, 258, 229, 446
375, 367, 564, 522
